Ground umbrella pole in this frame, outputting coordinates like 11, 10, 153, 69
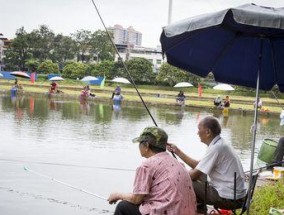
246, 39, 263, 214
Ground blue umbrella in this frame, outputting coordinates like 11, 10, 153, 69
161, 3, 284, 92
160, 3, 284, 213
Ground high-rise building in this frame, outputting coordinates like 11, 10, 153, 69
108, 25, 163, 72
0, 33, 10, 71
108, 25, 142, 46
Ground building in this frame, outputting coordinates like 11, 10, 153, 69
108, 24, 142, 46
0, 33, 11, 71
108, 25, 164, 72
115, 45, 164, 73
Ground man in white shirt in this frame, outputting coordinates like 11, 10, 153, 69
167, 116, 246, 213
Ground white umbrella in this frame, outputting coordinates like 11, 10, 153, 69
0, 73, 3, 78
174, 82, 193, 88
213, 83, 235, 91
111, 77, 131, 84
81, 76, 98, 82
49, 76, 65, 81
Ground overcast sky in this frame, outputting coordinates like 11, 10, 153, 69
0, 0, 283, 47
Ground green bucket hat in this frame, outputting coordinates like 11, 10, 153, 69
132, 126, 168, 150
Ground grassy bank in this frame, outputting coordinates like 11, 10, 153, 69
250, 178, 284, 214
1, 78, 283, 115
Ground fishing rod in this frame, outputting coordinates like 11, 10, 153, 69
271, 90, 284, 110
0, 158, 135, 171
244, 160, 284, 174
24, 166, 107, 200
90, 0, 157, 127
90, 0, 176, 158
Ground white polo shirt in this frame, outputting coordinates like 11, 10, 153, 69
196, 135, 247, 199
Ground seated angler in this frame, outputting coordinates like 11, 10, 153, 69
108, 126, 197, 215
167, 116, 246, 213
213, 95, 222, 107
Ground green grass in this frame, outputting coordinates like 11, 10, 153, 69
250, 179, 284, 214
1, 78, 284, 113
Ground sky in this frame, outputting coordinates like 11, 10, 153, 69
0, 0, 283, 48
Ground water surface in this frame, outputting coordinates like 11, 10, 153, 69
0, 94, 282, 215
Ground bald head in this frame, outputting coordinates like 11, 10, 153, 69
200, 116, 221, 137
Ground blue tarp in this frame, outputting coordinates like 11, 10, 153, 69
89, 76, 105, 85
1, 71, 17, 80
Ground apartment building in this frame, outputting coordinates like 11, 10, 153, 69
0, 33, 11, 71
108, 24, 142, 46
108, 25, 164, 72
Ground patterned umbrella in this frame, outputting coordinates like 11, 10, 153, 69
10, 71, 30, 79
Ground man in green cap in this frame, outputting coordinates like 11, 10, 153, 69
108, 126, 197, 215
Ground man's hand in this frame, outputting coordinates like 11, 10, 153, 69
107, 192, 121, 204
166, 143, 181, 156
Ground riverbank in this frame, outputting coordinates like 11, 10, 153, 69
0, 79, 283, 116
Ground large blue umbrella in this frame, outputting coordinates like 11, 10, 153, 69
160, 3, 284, 213
161, 3, 284, 92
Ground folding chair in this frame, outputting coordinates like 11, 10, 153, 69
212, 170, 259, 215
238, 170, 260, 215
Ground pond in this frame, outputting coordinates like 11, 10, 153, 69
0, 94, 283, 215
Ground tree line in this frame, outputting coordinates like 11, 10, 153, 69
3, 25, 206, 86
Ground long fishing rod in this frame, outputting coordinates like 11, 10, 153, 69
24, 166, 107, 200
90, 0, 176, 158
90, 0, 157, 127
244, 160, 284, 174
271, 90, 284, 110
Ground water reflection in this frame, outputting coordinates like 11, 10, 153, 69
112, 104, 121, 118
0, 94, 283, 215
49, 98, 58, 111
79, 99, 90, 115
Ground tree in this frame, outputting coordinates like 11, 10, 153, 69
90, 30, 115, 62
89, 60, 115, 78
38, 60, 59, 74
3, 49, 22, 71
109, 61, 126, 79
125, 57, 154, 83
156, 63, 191, 86
72, 30, 92, 62
29, 25, 55, 61
5, 27, 32, 70
62, 61, 88, 79
51, 34, 77, 70
25, 59, 40, 72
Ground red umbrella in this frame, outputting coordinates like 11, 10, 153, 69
10, 71, 30, 79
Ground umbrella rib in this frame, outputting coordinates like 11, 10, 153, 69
268, 38, 278, 86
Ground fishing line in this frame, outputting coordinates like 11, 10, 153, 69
24, 166, 107, 200
0, 186, 105, 213
90, 0, 157, 127
0, 158, 135, 171
271, 90, 284, 110
90, 0, 176, 158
